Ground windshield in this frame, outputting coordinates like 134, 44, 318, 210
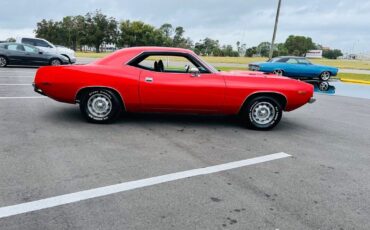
268, 57, 281, 62
194, 55, 219, 73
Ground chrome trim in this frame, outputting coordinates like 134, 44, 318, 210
308, 97, 316, 104
238, 91, 288, 113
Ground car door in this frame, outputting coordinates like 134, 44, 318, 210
23, 44, 49, 65
137, 54, 226, 113
5, 44, 26, 64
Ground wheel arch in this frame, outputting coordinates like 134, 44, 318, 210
0, 55, 9, 63
239, 92, 288, 114
75, 86, 126, 111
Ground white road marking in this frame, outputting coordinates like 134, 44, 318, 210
0, 76, 34, 78
0, 96, 46, 99
0, 84, 31, 86
0, 152, 290, 219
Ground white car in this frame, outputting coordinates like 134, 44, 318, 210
16, 37, 76, 64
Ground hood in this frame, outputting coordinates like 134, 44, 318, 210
56, 46, 75, 55
220, 70, 291, 79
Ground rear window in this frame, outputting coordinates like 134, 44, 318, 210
22, 38, 51, 48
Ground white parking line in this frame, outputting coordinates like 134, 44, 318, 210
0, 152, 290, 219
0, 76, 34, 78
0, 84, 31, 86
0, 96, 45, 99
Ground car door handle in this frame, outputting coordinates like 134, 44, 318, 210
145, 77, 153, 83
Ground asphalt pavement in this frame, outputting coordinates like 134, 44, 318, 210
0, 65, 369, 229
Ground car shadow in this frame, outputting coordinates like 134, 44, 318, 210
44, 106, 306, 132
5, 65, 39, 69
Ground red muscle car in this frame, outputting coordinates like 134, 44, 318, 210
33, 47, 315, 130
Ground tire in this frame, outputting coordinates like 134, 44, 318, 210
50, 58, 62, 66
0, 56, 8, 67
319, 71, 331, 81
240, 96, 282, 130
273, 69, 284, 76
79, 89, 122, 124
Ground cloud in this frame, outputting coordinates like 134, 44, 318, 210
0, 0, 369, 53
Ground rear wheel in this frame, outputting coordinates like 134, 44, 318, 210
80, 89, 122, 123
240, 96, 282, 130
319, 71, 331, 81
273, 69, 284, 76
50, 58, 62, 66
0, 56, 7, 67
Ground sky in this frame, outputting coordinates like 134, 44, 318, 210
0, 0, 369, 54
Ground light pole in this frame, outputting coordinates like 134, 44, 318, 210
269, 0, 282, 59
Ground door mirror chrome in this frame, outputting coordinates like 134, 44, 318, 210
189, 67, 200, 77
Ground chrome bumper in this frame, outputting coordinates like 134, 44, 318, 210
308, 97, 316, 104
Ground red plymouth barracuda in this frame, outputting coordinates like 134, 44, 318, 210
33, 47, 315, 130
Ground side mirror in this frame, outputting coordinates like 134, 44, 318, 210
189, 67, 200, 77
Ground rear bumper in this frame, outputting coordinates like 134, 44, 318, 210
308, 97, 316, 104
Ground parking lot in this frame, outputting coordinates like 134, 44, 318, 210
0, 64, 370, 229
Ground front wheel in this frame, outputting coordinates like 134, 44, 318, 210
240, 96, 282, 130
80, 89, 122, 123
50, 58, 62, 66
319, 71, 331, 81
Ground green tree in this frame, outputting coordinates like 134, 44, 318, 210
6, 37, 16, 42
323, 49, 343, 59
118, 20, 168, 47
257, 42, 271, 57
284, 35, 315, 56
245, 46, 257, 57
84, 10, 118, 52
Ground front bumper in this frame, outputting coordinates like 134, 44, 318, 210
69, 57, 77, 64
32, 82, 46, 96
308, 97, 316, 104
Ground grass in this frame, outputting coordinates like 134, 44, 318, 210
76, 51, 370, 71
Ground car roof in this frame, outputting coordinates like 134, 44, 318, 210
93, 46, 195, 66
275, 56, 306, 59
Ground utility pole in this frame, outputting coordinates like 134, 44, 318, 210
269, 0, 282, 59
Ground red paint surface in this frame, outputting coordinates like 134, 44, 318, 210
34, 47, 314, 114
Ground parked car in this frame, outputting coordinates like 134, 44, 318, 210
0, 43, 70, 67
16, 37, 76, 64
248, 56, 338, 81
33, 47, 315, 130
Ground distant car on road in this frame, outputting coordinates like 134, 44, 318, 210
249, 56, 338, 81
16, 37, 76, 64
0, 43, 70, 67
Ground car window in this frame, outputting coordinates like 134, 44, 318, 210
22, 38, 36, 46
24, 45, 38, 53
286, 58, 298, 64
22, 38, 51, 48
134, 54, 208, 73
35, 40, 51, 48
7, 44, 18, 51
297, 58, 312, 64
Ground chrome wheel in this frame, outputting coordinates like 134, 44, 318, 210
318, 81, 329, 91
320, 71, 331, 81
51, 59, 61, 66
0, 57, 7, 67
273, 69, 283, 76
87, 93, 112, 118
251, 101, 276, 125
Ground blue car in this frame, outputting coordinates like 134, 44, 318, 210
248, 56, 338, 81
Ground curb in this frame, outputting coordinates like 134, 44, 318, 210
340, 78, 370, 85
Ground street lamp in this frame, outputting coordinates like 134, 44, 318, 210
269, 0, 282, 59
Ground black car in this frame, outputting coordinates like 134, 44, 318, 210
0, 43, 70, 67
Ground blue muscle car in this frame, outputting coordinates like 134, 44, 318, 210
248, 56, 338, 81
